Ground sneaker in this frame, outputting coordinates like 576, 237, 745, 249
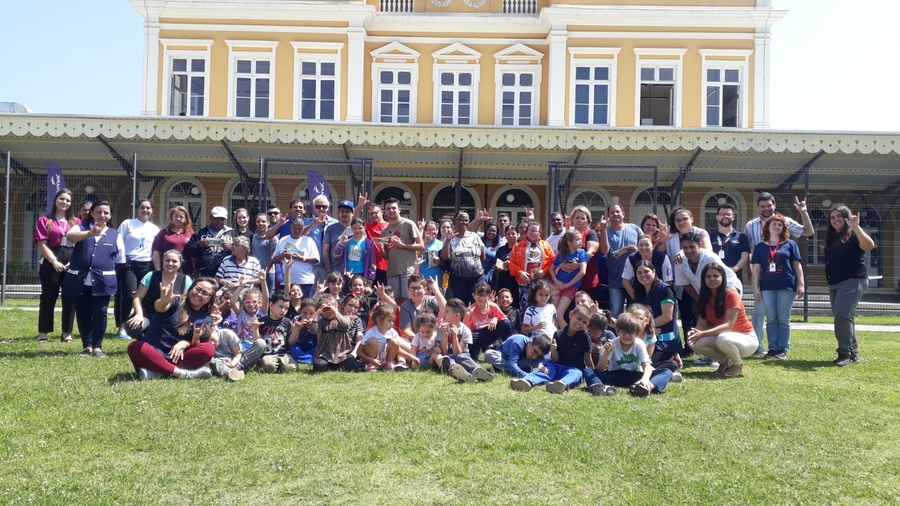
630, 384, 651, 398
450, 364, 475, 383
545, 380, 568, 394
709, 361, 720, 369
752, 350, 767, 357
764, 350, 777, 359
693, 356, 712, 366
773, 351, 787, 360
383, 361, 395, 371
116, 329, 130, 340
671, 371, 683, 383
394, 361, 409, 371
37, 334, 48, 342
79, 348, 92, 357
278, 355, 297, 372
672, 354, 683, 370
138, 368, 162, 381
61, 333, 73, 343
833, 353, 852, 367
509, 378, 532, 392
850, 352, 860, 364
471, 366, 494, 382
226, 368, 245, 381
92, 349, 106, 358
440, 356, 452, 374
178, 366, 212, 380
587, 384, 617, 397
366, 364, 378, 372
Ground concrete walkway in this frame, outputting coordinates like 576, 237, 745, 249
791, 323, 899, 333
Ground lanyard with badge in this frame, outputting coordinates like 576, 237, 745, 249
717, 231, 734, 260
767, 242, 781, 273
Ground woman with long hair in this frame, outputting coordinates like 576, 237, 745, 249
822, 204, 876, 366
124, 249, 193, 338
750, 214, 804, 359
126, 277, 218, 379
622, 234, 673, 301
33, 188, 79, 342
481, 222, 501, 286
631, 259, 681, 363
688, 263, 757, 377
231, 207, 254, 242
152, 205, 193, 270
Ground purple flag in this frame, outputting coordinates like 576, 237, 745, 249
46, 161, 66, 213
307, 171, 330, 214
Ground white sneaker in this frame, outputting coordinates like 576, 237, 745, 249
226, 368, 245, 381
138, 368, 162, 381
178, 366, 212, 380
693, 356, 712, 365
709, 361, 720, 369
510, 378, 532, 392
450, 364, 474, 383
671, 371, 683, 383
471, 367, 494, 382
545, 380, 568, 394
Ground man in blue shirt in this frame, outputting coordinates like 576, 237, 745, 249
709, 204, 751, 281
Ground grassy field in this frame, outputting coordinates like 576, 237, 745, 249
1, 310, 899, 505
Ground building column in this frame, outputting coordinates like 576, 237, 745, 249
141, 19, 161, 116
752, 30, 772, 129
346, 24, 367, 122
546, 28, 568, 127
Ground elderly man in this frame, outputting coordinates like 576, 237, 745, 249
322, 199, 356, 274
273, 216, 320, 296
185, 206, 234, 279
304, 195, 339, 282
379, 197, 424, 303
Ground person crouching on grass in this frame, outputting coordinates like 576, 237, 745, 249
465, 282, 512, 361
358, 304, 399, 371
584, 313, 674, 397
434, 298, 494, 383
485, 333, 551, 378
509, 305, 593, 394
312, 293, 365, 372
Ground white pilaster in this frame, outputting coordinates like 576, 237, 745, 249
546, 28, 568, 127
141, 19, 161, 116
346, 24, 367, 122
752, 30, 772, 129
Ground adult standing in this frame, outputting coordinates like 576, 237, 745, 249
302, 195, 339, 283
115, 199, 160, 340
380, 197, 424, 304
639, 213, 667, 252
440, 211, 485, 305
565, 206, 604, 305
322, 200, 356, 275
185, 206, 233, 279
252, 212, 277, 292
62, 200, 125, 357
34, 188, 78, 343
231, 208, 254, 242
265, 199, 310, 241
365, 202, 389, 285
152, 206, 193, 270
600, 203, 641, 316
496, 213, 512, 247
750, 214, 804, 359
482, 222, 501, 287
126, 277, 218, 380
822, 204, 876, 366
545, 212, 565, 252
743, 192, 813, 354
273, 217, 320, 296
125, 249, 192, 338
709, 204, 751, 282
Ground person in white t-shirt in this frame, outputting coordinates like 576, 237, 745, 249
115, 199, 160, 339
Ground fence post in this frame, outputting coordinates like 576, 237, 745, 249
132, 153, 138, 219
1, 151, 10, 305
258, 157, 266, 215
652, 165, 659, 216
803, 165, 810, 322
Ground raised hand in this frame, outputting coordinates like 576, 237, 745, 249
847, 214, 860, 229
357, 192, 368, 210
595, 216, 608, 233
159, 281, 174, 303
793, 196, 808, 213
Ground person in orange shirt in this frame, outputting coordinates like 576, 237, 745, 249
509, 221, 555, 314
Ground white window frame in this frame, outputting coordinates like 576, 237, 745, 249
226, 41, 278, 119
700, 49, 752, 129
160, 39, 213, 118
292, 42, 344, 121
372, 63, 418, 124
432, 43, 481, 126
568, 48, 620, 127
633, 49, 685, 128
494, 64, 541, 126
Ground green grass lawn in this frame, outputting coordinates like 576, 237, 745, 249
1, 310, 899, 505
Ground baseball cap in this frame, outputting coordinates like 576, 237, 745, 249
211, 206, 228, 218
338, 200, 355, 210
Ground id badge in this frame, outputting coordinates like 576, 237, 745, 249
769, 262, 776, 273
719, 249, 726, 259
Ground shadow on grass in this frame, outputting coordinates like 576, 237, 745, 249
108, 372, 138, 385
757, 359, 836, 372
0, 349, 84, 359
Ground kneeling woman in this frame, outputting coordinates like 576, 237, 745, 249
126, 277, 219, 379
688, 263, 757, 377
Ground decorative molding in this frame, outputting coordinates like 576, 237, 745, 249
432, 43, 482, 62
633, 48, 688, 57
159, 38, 214, 49
291, 41, 345, 51
371, 42, 420, 63
568, 47, 622, 57
494, 43, 544, 62
224, 40, 280, 49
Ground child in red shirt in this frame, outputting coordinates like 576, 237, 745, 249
465, 282, 512, 361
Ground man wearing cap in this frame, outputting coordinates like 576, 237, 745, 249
273, 217, 320, 296
185, 206, 235, 279
322, 199, 356, 274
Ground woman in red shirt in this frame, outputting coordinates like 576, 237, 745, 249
687, 263, 757, 377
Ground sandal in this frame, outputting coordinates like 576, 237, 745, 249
37, 334, 49, 342
61, 333, 73, 343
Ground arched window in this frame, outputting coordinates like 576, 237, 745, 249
230, 180, 273, 216
703, 192, 739, 230
493, 187, 535, 226
632, 187, 673, 224
568, 189, 606, 215
373, 184, 415, 220
165, 180, 204, 225
431, 184, 476, 222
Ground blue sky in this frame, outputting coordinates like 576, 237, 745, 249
1, 0, 897, 132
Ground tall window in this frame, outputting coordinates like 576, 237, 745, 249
234, 59, 271, 118
573, 65, 611, 125
230, 180, 272, 216
169, 57, 207, 117
640, 66, 675, 126
299, 60, 336, 120
376, 70, 413, 124
437, 70, 475, 125
705, 68, 741, 127
498, 71, 536, 126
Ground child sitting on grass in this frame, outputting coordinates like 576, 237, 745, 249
629, 303, 681, 381
465, 282, 512, 361
496, 288, 520, 334
409, 309, 441, 369
435, 298, 493, 383
340, 293, 365, 350
287, 297, 318, 364
231, 273, 269, 369
257, 289, 302, 373
509, 305, 593, 394
584, 312, 674, 397
485, 333, 551, 378
209, 303, 245, 381
358, 304, 399, 371
521, 279, 557, 338
587, 311, 616, 367
312, 293, 365, 372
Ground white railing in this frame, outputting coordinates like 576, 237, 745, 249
502, 0, 536, 14
380, 0, 415, 13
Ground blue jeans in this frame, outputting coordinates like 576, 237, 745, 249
584, 367, 673, 393
523, 362, 583, 388
266, 272, 275, 294
829, 277, 868, 354
751, 293, 767, 353
608, 287, 627, 317
762, 289, 795, 353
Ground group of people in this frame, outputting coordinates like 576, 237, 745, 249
33, 187, 875, 390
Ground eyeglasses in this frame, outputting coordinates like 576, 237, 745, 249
408, 285, 425, 292
369, 211, 381, 215
193, 286, 213, 298
267, 211, 281, 216
315, 205, 329, 210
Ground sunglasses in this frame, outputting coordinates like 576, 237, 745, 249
315, 205, 329, 210
267, 211, 280, 216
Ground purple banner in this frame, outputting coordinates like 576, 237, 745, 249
46, 161, 66, 213
307, 170, 330, 214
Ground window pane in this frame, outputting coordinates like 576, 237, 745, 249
575, 67, 590, 80
190, 96, 204, 116
302, 62, 317, 75
441, 73, 454, 85
321, 100, 334, 120
459, 91, 470, 104
398, 116, 409, 124
172, 59, 187, 72
520, 91, 531, 104
191, 59, 205, 72
441, 104, 453, 117
725, 69, 740, 83
502, 104, 514, 118
256, 78, 269, 98
441, 117, 453, 124
381, 115, 392, 123
381, 89, 393, 102
594, 67, 609, 80
398, 90, 409, 102
302, 79, 316, 99
707, 86, 720, 106
459, 73, 472, 86
593, 84, 607, 104
502, 73, 516, 86
519, 117, 531, 126
520, 73, 533, 86
575, 84, 589, 104
236, 98, 250, 117
640, 68, 655, 81
398, 71, 411, 84
707, 69, 720, 82
398, 103, 409, 116
190, 76, 204, 95
236, 78, 251, 98
381, 103, 392, 116
503, 91, 514, 105
458, 104, 470, 118
707, 105, 720, 126
519, 104, 531, 118
380, 71, 393, 84
237, 60, 252, 74
321, 80, 335, 100
458, 117, 469, 125
256, 61, 270, 74
321, 62, 335, 76
441, 90, 453, 103
502, 117, 514, 126
301, 100, 316, 119
659, 67, 674, 81
575, 104, 588, 124
255, 98, 269, 118
593, 104, 608, 124
722, 84, 739, 127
